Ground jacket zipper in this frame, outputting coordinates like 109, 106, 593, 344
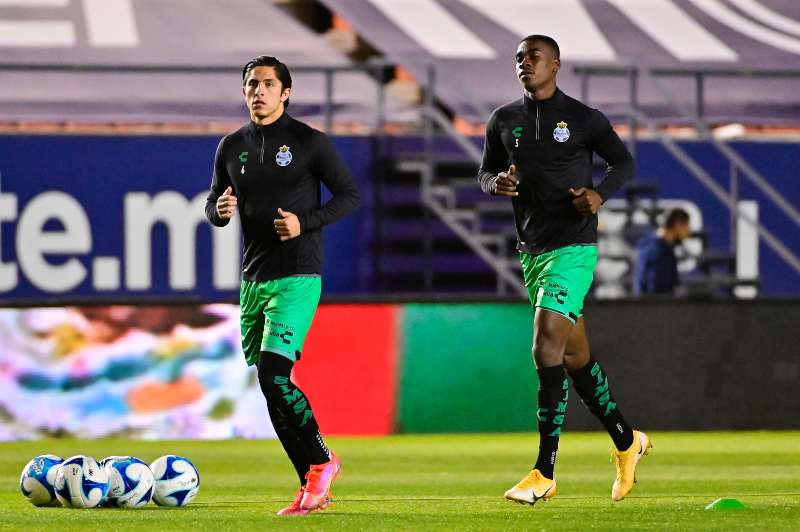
259, 127, 265, 164
536, 103, 540, 140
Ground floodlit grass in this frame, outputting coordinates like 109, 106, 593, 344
2, 432, 798, 530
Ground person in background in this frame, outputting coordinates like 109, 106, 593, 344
634, 208, 691, 295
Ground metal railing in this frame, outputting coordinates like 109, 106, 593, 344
572, 65, 800, 277
649, 68, 800, 123
0, 60, 399, 134
418, 64, 527, 296
413, 64, 800, 295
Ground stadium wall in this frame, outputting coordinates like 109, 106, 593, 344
1, 300, 797, 441
0, 135, 798, 299
0, 135, 375, 301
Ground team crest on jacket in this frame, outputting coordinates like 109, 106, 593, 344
276, 145, 293, 166
553, 121, 570, 142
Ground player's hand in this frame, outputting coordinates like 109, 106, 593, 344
493, 164, 519, 197
569, 187, 602, 215
274, 208, 301, 241
216, 186, 237, 220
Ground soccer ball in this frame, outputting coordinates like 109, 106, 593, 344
99, 456, 124, 467
19, 455, 63, 507
97, 455, 125, 506
54, 455, 109, 508
150, 455, 200, 507
102, 456, 154, 508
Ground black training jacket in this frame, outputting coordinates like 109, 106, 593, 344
478, 89, 634, 255
205, 112, 360, 281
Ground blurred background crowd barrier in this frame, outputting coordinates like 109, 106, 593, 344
1, 300, 797, 439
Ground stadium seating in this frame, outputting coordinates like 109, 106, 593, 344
320, 0, 800, 124
0, 0, 407, 125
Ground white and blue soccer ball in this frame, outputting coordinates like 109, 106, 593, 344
19, 454, 63, 507
150, 455, 200, 507
96, 456, 122, 507
98, 456, 124, 468
102, 456, 154, 508
54, 455, 109, 508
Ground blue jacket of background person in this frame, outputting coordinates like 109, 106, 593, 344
633, 231, 678, 295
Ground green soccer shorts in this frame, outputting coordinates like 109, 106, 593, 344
520, 245, 598, 324
239, 276, 321, 365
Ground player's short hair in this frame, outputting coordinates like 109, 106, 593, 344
242, 55, 292, 108
664, 207, 690, 228
520, 34, 560, 60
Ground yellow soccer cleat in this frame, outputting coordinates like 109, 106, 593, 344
611, 430, 652, 501
504, 469, 557, 505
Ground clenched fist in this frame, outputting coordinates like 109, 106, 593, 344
493, 164, 519, 197
216, 186, 237, 220
569, 187, 602, 216
274, 208, 301, 241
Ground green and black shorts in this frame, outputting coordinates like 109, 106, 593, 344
239, 276, 321, 365
520, 245, 598, 324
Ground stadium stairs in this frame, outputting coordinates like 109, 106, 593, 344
372, 156, 498, 294
377, 145, 750, 297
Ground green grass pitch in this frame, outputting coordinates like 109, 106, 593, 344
2, 432, 798, 530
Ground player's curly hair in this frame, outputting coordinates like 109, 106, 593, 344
242, 55, 292, 108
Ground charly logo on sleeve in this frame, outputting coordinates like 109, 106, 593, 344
512, 126, 523, 147
275, 145, 293, 167
553, 121, 570, 143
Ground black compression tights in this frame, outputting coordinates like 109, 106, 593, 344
255, 352, 330, 485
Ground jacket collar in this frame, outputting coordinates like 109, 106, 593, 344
249, 111, 289, 134
523, 87, 564, 110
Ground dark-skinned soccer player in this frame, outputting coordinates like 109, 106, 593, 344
477, 35, 651, 505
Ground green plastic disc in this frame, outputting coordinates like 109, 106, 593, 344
705, 498, 747, 510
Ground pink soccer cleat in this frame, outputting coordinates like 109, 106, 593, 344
300, 452, 341, 511
276, 488, 310, 516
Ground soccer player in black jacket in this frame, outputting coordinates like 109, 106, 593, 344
477, 35, 651, 505
205, 56, 359, 515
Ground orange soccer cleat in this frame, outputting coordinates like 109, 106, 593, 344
504, 468, 557, 505
611, 430, 652, 501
